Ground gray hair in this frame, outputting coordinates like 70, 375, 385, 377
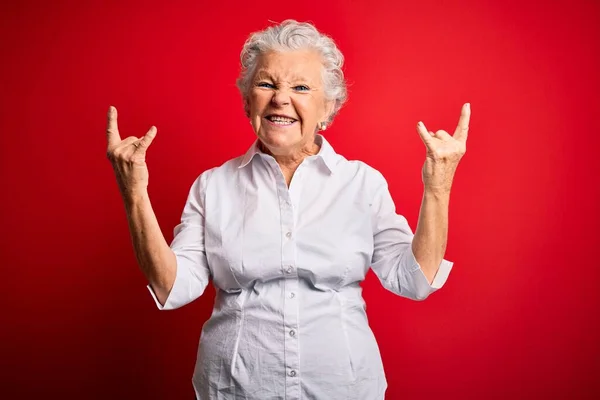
236, 19, 348, 124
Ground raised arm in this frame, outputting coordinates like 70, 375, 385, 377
105, 106, 176, 306
413, 103, 470, 283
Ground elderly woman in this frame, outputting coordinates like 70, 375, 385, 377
106, 19, 469, 400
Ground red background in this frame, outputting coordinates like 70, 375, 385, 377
1, 0, 599, 398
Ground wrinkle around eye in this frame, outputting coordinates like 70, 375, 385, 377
256, 82, 275, 89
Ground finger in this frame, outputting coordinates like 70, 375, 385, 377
136, 126, 157, 151
416, 121, 434, 147
121, 136, 140, 146
106, 106, 121, 146
109, 136, 139, 158
435, 130, 452, 140
453, 103, 470, 142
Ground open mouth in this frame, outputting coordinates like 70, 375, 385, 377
265, 114, 298, 126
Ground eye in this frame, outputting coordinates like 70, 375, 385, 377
257, 82, 275, 89
293, 85, 310, 92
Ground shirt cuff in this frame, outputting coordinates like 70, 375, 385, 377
146, 261, 190, 310
404, 246, 454, 298
146, 284, 168, 310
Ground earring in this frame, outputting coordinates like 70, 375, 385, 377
319, 122, 327, 131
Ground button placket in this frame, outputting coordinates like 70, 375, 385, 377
277, 179, 300, 398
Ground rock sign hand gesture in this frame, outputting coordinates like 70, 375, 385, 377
416, 103, 470, 193
105, 106, 158, 198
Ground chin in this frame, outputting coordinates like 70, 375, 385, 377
259, 130, 302, 150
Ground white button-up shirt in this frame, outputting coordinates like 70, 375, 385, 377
148, 134, 453, 399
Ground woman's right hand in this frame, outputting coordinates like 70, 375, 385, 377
105, 106, 157, 199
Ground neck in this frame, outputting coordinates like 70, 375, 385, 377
259, 136, 320, 172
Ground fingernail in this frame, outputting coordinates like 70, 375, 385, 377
466, 103, 470, 109
418, 121, 423, 128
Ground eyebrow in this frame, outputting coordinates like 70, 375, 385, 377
253, 70, 312, 83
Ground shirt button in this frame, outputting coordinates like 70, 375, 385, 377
285, 231, 292, 238
289, 329, 296, 337
289, 292, 295, 298
285, 266, 293, 274
289, 370, 297, 377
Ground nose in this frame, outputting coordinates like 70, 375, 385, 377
270, 88, 291, 107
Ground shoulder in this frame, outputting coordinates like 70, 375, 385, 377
205, 155, 244, 181
186, 154, 244, 194
336, 157, 388, 188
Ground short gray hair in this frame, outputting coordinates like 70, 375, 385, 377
236, 19, 348, 124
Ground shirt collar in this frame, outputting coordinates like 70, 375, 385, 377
238, 134, 339, 174
238, 139, 261, 169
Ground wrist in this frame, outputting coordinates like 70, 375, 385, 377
423, 186, 451, 200
421, 170, 456, 196
123, 189, 149, 208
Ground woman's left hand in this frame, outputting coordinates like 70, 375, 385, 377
417, 103, 470, 193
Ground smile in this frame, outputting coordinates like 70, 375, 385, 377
265, 114, 298, 126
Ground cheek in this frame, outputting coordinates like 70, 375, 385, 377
248, 92, 265, 114
296, 98, 322, 123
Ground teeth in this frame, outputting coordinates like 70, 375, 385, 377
269, 116, 295, 123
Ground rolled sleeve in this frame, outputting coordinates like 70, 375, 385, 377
398, 245, 453, 300
146, 253, 207, 310
369, 170, 453, 301
147, 170, 213, 310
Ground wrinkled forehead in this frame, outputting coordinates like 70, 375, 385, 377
253, 50, 324, 84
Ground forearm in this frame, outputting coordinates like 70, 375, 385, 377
412, 188, 450, 284
124, 190, 177, 304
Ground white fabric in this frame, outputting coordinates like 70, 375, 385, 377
147, 134, 453, 399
